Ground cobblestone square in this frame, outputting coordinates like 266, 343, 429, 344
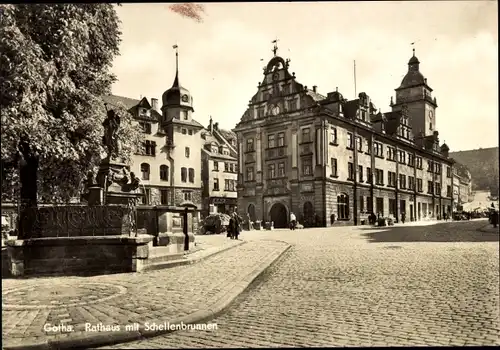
106, 220, 499, 348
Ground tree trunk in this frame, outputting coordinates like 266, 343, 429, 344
18, 148, 39, 239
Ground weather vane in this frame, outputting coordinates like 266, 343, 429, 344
272, 37, 279, 56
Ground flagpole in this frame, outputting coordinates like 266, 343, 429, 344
354, 60, 357, 98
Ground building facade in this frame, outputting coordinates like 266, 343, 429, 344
103, 56, 203, 209
452, 163, 472, 211
234, 48, 456, 227
201, 118, 238, 217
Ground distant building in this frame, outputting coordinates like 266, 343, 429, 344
452, 162, 472, 211
234, 46, 456, 227
201, 118, 238, 217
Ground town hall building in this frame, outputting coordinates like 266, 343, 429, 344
233, 44, 457, 228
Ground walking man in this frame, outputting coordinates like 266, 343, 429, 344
290, 212, 297, 230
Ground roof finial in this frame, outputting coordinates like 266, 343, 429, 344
172, 43, 179, 87
272, 37, 279, 57
411, 42, 415, 56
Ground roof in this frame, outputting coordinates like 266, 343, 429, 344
201, 148, 237, 160
306, 89, 326, 102
218, 128, 236, 141
171, 118, 204, 129
103, 95, 140, 110
383, 111, 402, 135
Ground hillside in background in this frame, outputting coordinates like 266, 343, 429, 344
450, 147, 499, 195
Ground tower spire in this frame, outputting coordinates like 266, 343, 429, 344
172, 43, 179, 88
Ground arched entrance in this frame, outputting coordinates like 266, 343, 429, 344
270, 203, 288, 228
247, 204, 256, 221
303, 201, 315, 227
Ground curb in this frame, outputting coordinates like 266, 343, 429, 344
141, 239, 246, 272
3, 241, 291, 350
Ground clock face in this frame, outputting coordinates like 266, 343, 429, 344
272, 73, 279, 81
181, 94, 189, 103
272, 105, 280, 115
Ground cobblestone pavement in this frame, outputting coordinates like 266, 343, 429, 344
106, 220, 500, 348
2, 235, 288, 348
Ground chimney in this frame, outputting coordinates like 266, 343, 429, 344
151, 98, 158, 111
214, 122, 219, 131
312, 85, 317, 93
209, 116, 213, 133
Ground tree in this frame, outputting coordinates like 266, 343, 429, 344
0, 4, 142, 207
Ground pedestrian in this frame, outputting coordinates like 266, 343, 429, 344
232, 212, 241, 240
492, 211, 498, 228
330, 213, 336, 225
290, 212, 296, 230
401, 212, 406, 224
247, 212, 253, 230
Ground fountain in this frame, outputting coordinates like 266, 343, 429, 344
5, 107, 153, 277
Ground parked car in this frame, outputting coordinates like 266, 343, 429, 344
202, 213, 231, 235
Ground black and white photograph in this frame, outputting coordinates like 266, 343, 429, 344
1, 1, 499, 349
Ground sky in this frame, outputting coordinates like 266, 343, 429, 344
111, 1, 498, 152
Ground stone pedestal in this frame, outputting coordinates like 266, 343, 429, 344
5, 235, 154, 276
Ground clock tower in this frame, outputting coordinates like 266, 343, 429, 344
391, 48, 438, 138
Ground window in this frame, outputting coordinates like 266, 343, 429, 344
348, 162, 354, 180
388, 171, 396, 187
387, 147, 396, 161
416, 156, 423, 169
278, 162, 285, 177
331, 158, 338, 177
160, 190, 169, 205
428, 160, 433, 172
188, 168, 194, 183
359, 196, 365, 212
331, 128, 337, 144
302, 158, 312, 175
141, 163, 150, 180
399, 150, 406, 164
417, 178, 423, 192
375, 169, 384, 185
289, 99, 297, 110
446, 166, 451, 178
409, 176, 415, 190
408, 153, 415, 167
302, 128, 311, 143
278, 132, 285, 147
389, 199, 396, 216
181, 167, 187, 182
141, 188, 151, 205
185, 147, 190, 158
399, 174, 406, 189
435, 163, 441, 174
337, 193, 349, 220
358, 165, 363, 182
246, 167, 254, 181
373, 142, 383, 157
184, 191, 192, 201
429, 122, 433, 131
182, 128, 187, 135
447, 185, 452, 197
182, 111, 188, 120
224, 179, 230, 191
367, 167, 372, 183
356, 137, 362, 152
188, 129, 193, 135
367, 196, 373, 213
144, 140, 156, 156
213, 178, 219, 191
268, 164, 276, 179
246, 138, 254, 152
376, 197, 384, 215
257, 108, 264, 118
139, 122, 152, 134
427, 181, 433, 194
160, 165, 169, 181
435, 182, 441, 195
229, 163, 234, 173
213, 161, 219, 171
347, 133, 353, 149
282, 84, 290, 95
268, 134, 275, 148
